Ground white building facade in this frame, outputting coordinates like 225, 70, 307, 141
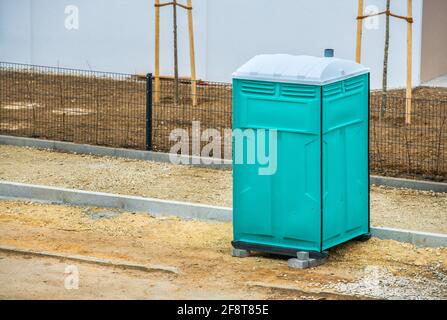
1, 0, 444, 89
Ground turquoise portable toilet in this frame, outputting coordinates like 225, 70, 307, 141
231, 54, 370, 259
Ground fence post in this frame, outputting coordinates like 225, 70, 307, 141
146, 73, 153, 151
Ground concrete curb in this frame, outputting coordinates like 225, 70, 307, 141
0, 135, 445, 192
370, 176, 446, 193
245, 282, 375, 300
0, 135, 232, 170
0, 244, 179, 274
370, 227, 447, 249
0, 180, 445, 248
0, 181, 232, 222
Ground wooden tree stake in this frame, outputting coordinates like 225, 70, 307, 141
187, 0, 197, 106
381, 0, 391, 119
356, 0, 414, 125
154, 0, 161, 104
406, 0, 413, 125
172, 0, 179, 104
356, 0, 364, 63
153, 0, 197, 107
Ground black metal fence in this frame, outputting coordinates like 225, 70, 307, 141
151, 77, 232, 155
370, 93, 447, 181
0, 62, 446, 181
0, 62, 146, 149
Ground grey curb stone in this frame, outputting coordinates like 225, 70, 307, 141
307, 257, 328, 268
0, 181, 232, 222
288, 254, 328, 269
0, 180, 445, 248
370, 226, 447, 248
231, 248, 250, 258
370, 176, 447, 193
288, 258, 309, 269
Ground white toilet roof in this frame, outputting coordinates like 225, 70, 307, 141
233, 54, 369, 85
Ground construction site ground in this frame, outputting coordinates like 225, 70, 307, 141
0, 145, 446, 299
0, 145, 446, 234
0, 200, 446, 300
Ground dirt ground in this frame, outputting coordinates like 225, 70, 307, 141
369, 90, 447, 181
0, 145, 446, 234
0, 200, 446, 300
0, 69, 231, 153
0, 68, 445, 180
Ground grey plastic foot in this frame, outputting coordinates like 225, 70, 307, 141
354, 233, 372, 242
296, 251, 310, 260
288, 251, 327, 269
231, 248, 250, 258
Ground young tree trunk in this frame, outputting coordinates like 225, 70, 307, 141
173, 0, 180, 105
381, 0, 391, 119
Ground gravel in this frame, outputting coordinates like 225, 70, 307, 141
0, 145, 445, 234
323, 265, 447, 300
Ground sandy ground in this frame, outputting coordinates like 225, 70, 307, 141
0, 200, 446, 300
0, 145, 446, 234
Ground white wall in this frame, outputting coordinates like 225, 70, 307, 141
0, 0, 423, 89
0, 0, 32, 62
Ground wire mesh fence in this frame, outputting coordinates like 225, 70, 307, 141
370, 92, 447, 181
0, 62, 446, 181
0, 62, 146, 149
151, 77, 232, 157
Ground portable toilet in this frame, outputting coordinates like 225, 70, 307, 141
231, 54, 370, 259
